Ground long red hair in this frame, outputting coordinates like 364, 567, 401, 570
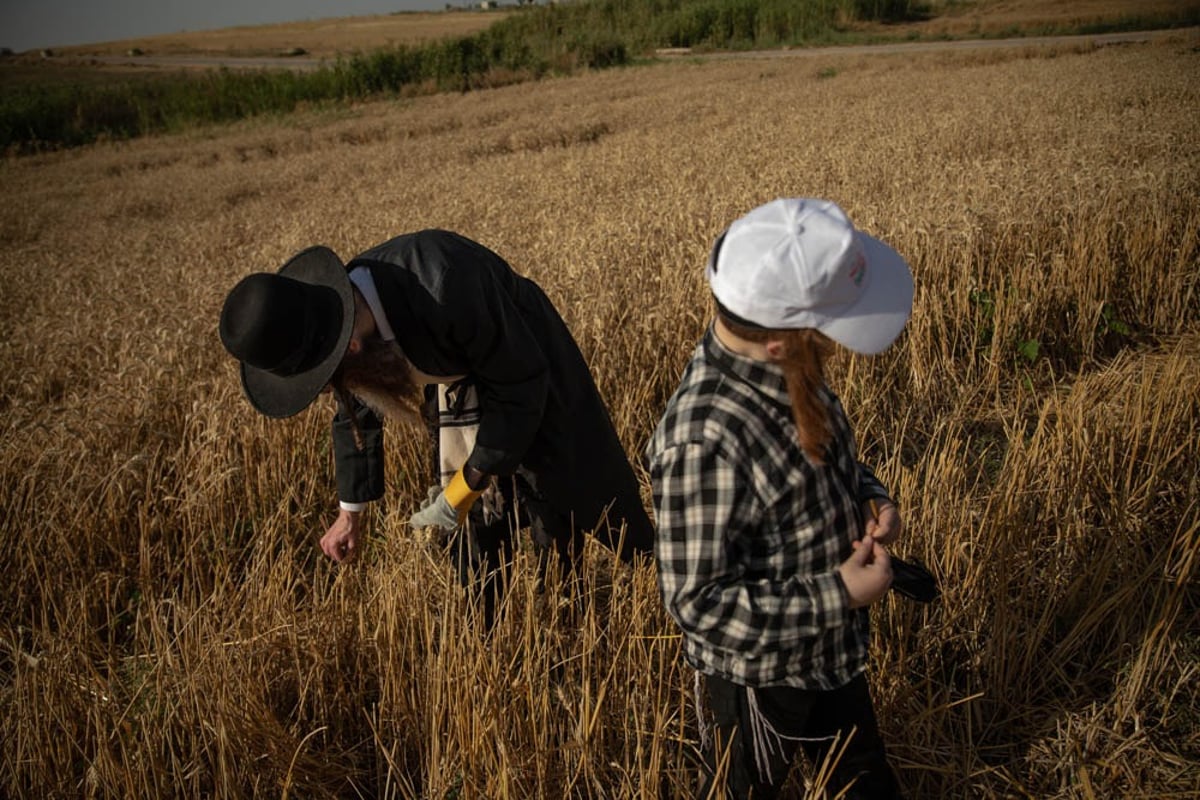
717, 309, 835, 463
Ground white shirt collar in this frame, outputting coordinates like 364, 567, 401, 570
348, 265, 396, 342
347, 265, 465, 385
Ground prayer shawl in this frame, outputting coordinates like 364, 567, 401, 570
437, 379, 480, 487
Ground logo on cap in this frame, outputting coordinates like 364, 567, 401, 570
849, 250, 866, 288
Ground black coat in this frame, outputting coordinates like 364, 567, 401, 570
331, 230, 652, 559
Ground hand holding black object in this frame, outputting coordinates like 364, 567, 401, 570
867, 499, 939, 603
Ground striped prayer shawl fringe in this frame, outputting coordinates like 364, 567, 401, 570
437, 379, 481, 487
746, 687, 837, 786
437, 379, 502, 526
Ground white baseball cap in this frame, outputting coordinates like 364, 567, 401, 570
707, 198, 914, 354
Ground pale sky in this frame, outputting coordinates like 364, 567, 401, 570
2, 0, 449, 53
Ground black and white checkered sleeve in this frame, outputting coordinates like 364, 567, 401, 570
651, 441, 851, 659
652, 440, 762, 655
856, 460, 892, 505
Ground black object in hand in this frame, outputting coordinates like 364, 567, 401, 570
889, 556, 939, 603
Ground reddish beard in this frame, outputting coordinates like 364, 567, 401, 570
330, 338, 424, 447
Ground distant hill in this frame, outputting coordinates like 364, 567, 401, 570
41, 11, 512, 60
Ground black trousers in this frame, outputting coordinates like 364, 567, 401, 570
451, 469, 584, 630
422, 386, 650, 630
699, 673, 902, 800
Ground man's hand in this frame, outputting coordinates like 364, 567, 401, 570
838, 537, 893, 609
321, 508, 363, 564
864, 500, 902, 546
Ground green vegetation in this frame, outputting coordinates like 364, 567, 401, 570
2, 70, 335, 150
2, 0, 922, 152
2, 0, 1196, 152
990, 6, 1200, 39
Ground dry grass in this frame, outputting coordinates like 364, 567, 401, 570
873, 0, 1200, 37
47, 11, 512, 59
1, 29, 1199, 800
31, 0, 1200, 62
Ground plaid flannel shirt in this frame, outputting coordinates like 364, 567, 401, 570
646, 326, 892, 689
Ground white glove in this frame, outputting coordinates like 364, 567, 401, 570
408, 489, 459, 530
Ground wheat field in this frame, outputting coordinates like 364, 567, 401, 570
46, 11, 511, 59
1, 29, 1198, 799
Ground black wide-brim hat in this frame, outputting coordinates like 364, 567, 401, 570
219, 246, 354, 418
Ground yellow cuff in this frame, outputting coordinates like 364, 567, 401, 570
445, 467, 484, 520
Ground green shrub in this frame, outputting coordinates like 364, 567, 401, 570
0, 0, 930, 152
